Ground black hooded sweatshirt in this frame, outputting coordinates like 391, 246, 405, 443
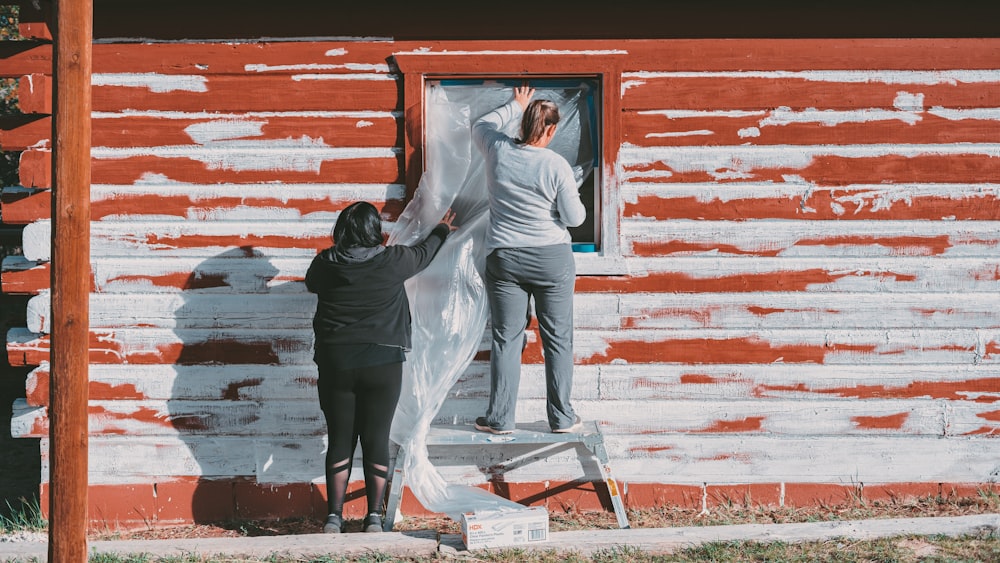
305, 223, 450, 351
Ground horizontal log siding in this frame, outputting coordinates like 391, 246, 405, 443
4, 39, 999, 525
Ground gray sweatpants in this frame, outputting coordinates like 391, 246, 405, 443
484, 244, 577, 431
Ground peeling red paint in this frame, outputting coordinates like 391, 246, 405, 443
694, 417, 765, 433
632, 376, 672, 389
90, 155, 401, 187
746, 306, 841, 317
89, 194, 405, 222
977, 410, 1000, 421
624, 154, 1000, 186
1, 261, 96, 296
755, 378, 1000, 402
30, 416, 47, 436
624, 192, 1000, 221
92, 404, 170, 427
91, 115, 400, 148
92, 75, 400, 113
90, 381, 145, 400
679, 373, 718, 384
623, 161, 714, 183
623, 112, 1000, 148
703, 452, 753, 463
25, 371, 49, 406
628, 445, 673, 454
632, 240, 782, 256
971, 266, 1000, 281
578, 270, 854, 292
10, 333, 289, 366
622, 76, 1000, 111
623, 306, 719, 328
165, 341, 282, 365
963, 426, 999, 436
983, 340, 1000, 359
565, 337, 877, 365
106, 272, 229, 290
222, 378, 264, 400
143, 233, 329, 251
851, 412, 909, 430
795, 235, 951, 256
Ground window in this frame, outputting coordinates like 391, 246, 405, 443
393, 51, 625, 275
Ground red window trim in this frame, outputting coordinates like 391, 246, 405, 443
392, 50, 626, 272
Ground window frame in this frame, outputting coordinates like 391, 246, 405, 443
393, 51, 626, 275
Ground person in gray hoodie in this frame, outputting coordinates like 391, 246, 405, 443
306, 201, 455, 533
471, 85, 587, 436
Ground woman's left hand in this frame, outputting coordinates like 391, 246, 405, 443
513, 84, 535, 110
441, 209, 459, 231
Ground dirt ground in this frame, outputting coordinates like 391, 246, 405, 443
88, 489, 1000, 541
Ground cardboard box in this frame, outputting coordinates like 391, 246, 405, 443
460, 506, 549, 550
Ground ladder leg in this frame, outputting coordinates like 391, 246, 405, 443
589, 437, 630, 529
382, 442, 407, 532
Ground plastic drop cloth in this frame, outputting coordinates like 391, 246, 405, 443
387, 80, 596, 521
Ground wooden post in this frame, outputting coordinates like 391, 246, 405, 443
48, 1, 92, 561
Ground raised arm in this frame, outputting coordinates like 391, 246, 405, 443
472, 85, 535, 152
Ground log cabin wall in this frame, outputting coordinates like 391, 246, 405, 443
1, 2, 999, 527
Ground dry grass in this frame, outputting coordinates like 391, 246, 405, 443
90, 487, 1000, 541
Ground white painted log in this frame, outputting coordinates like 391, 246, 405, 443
23, 292, 618, 333
619, 144, 1000, 182
8, 326, 998, 366
14, 394, 993, 441
620, 220, 1000, 257
21, 221, 49, 262
621, 182, 1000, 211
603, 434, 1000, 484
617, 292, 1000, 329
89, 182, 406, 221
24, 290, 48, 334
24, 362, 599, 403
597, 363, 1000, 402
616, 256, 1000, 293
38, 432, 997, 485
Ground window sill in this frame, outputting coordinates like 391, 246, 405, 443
574, 253, 627, 276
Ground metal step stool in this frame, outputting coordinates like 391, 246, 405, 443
382, 420, 629, 531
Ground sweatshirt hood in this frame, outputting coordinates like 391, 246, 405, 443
326, 244, 385, 265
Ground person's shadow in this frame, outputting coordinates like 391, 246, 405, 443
166, 245, 324, 526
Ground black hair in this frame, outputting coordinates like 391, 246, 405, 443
332, 201, 383, 248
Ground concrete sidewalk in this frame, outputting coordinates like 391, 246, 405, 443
1, 513, 997, 561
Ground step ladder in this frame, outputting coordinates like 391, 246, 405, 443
382, 420, 629, 531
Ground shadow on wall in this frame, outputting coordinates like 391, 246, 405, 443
0, 226, 38, 522
167, 245, 319, 524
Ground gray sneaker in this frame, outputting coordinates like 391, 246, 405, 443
323, 513, 343, 534
552, 415, 583, 434
474, 416, 513, 435
363, 512, 383, 533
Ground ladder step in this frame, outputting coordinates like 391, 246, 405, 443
382, 420, 630, 531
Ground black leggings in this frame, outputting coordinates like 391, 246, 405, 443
317, 360, 403, 517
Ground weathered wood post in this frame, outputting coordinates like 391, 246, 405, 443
48, 1, 92, 561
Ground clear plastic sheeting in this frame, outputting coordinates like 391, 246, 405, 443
387, 80, 596, 521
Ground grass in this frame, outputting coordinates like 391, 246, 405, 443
4, 535, 1000, 563
0, 498, 45, 535
2, 489, 999, 562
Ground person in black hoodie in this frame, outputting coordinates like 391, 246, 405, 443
305, 201, 455, 534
